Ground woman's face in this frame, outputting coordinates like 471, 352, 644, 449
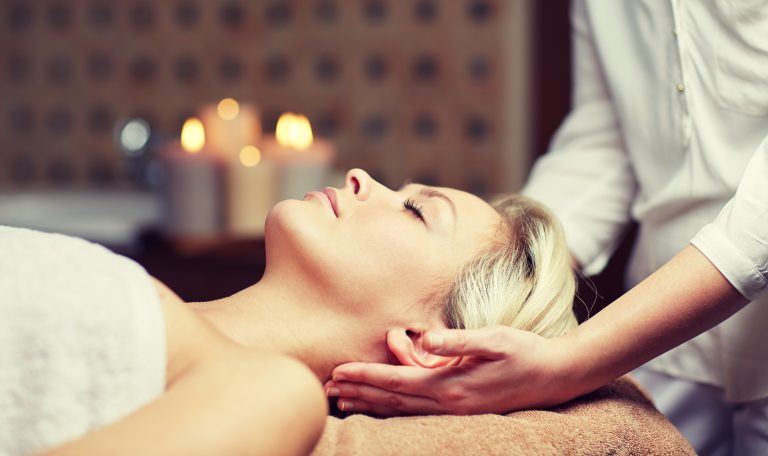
265, 169, 502, 328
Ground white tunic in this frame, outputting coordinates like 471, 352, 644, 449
523, 0, 768, 401
0, 227, 166, 456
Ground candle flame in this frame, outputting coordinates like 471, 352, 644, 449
276, 113, 313, 150
239, 145, 262, 167
181, 117, 205, 153
217, 98, 240, 120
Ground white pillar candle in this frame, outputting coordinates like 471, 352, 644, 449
200, 98, 261, 162
162, 117, 223, 237
227, 145, 276, 237
200, 98, 271, 237
261, 113, 336, 201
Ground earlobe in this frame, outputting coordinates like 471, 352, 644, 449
386, 327, 461, 368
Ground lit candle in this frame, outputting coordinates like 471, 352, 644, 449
199, 98, 272, 237
162, 117, 224, 237
227, 144, 276, 237
261, 113, 336, 201
200, 98, 261, 162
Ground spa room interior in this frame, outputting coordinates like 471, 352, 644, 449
0, 1, 701, 454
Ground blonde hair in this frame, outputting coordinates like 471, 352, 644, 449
442, 194, 578, 338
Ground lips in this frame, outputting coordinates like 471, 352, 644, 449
321, 187, 339, 218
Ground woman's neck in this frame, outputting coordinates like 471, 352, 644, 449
189, 271, 386, 381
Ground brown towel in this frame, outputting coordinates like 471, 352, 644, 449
312, 376, 694, 455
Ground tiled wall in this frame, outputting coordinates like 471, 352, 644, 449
1, 0, 532, 194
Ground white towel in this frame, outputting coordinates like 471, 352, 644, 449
0, 226, 166, 456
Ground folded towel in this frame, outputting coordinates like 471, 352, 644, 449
312, 377, 694, 455
0, 227, 166, 456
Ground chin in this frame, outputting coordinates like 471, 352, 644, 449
264, 199, 336, 282
264, 199, 295, 238
265, 199, 309, 253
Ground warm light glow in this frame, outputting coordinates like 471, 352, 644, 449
275, 113, 314, 150
217, 98, 240, 120
181, 117, 205, 153
239, 145, 262, 167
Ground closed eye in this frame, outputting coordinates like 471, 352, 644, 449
403, 198, 425, 222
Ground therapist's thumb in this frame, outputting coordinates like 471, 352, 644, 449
423, 326, 512, 359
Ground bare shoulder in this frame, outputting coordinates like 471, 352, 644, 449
149, 278, 231, 387
148, 279, 327, 454
42, 277, 326, 455
188, 348, 328, 455
151, 282, 327, 427
43, 328, 327, 455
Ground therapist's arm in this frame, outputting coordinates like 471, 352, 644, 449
568, 129, 768, 391
556, 244, 747, 399
545, 130, 768, 400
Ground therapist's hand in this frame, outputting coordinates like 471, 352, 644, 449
324, 326, 581, 416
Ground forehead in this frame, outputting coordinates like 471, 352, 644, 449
438, 186, 502, 236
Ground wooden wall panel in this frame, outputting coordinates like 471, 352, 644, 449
0, 0, 532, 195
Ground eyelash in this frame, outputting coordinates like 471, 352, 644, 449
403, 198, 425, 222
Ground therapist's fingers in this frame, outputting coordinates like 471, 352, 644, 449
330, 363, 444, 399
421, 326, 516, 359
335, 399, 401, 417
328, 381, 443, 416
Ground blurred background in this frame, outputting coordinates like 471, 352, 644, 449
2, 0, 629, 315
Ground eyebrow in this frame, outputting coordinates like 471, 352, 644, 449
398, 182, 458, 222
418, 187, 457, 222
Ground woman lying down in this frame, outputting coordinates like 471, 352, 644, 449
0, 168, 578, 456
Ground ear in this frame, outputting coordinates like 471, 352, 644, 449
387, 327, 462, 368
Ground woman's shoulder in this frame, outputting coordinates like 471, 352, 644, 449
152, 284, 327, 454
150, 278, 234, 387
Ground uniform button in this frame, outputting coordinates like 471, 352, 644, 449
676, 83, 685, 93
672, 27, 678, 37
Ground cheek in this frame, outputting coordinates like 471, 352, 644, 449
331, 216, 448, 306
264, 202, 427, 299
265, 203, 454, 319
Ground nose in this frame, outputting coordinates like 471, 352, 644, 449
345, 168, 373, 201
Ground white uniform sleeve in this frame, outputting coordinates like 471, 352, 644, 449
691, 137, 768, 301
522, 0, 636, 275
